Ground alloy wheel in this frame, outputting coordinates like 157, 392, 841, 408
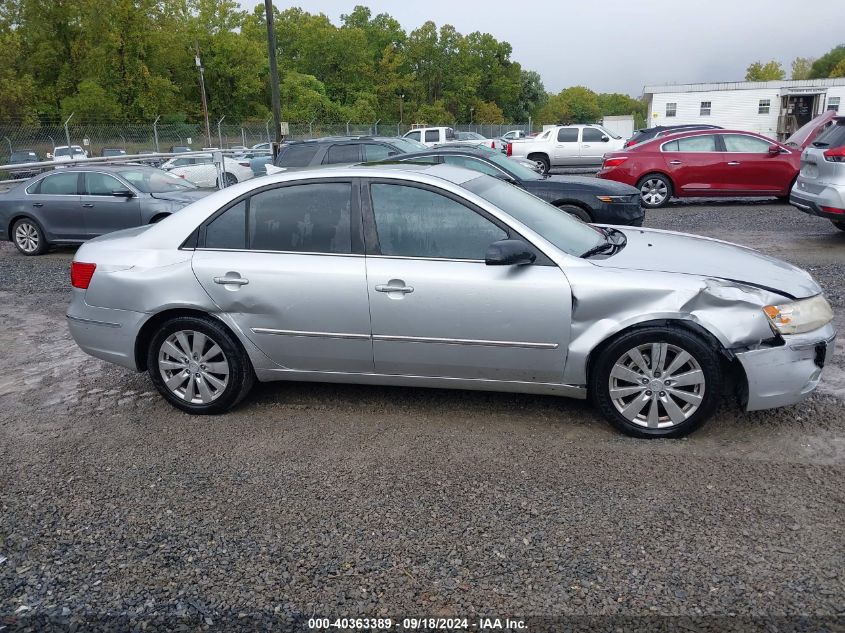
640, 178, 668, 206
157, 330, 230, 404
14, 222, 39, 254
607, 342, 705, 429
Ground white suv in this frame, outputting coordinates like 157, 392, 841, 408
507, 124, 626, 172
790, 116, 845, 232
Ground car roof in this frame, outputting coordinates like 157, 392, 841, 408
287, 136, 403, 145
394, 147, 493, 158
637, 128, 777, 146
52, 164, 158, 173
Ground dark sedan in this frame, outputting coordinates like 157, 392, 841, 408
0, 165, 211, 255
388, 147, 644, 225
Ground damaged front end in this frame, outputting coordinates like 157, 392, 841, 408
562, 266, 835, 411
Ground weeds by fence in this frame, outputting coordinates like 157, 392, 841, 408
0, 121, 533, 162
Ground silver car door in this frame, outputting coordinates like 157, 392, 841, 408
363, 180, 571, 382
552, 127, 581, 166
80, 172, 142, 238
191, 180, 373, 373
26, 171, 84, 240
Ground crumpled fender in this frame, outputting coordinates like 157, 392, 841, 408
561, 266, 787, 385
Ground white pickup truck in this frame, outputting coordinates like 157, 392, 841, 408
403, 127, 457, 147
506, 124, 625, 172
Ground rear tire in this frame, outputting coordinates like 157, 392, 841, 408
528, 154, 550, 174
217, 172, 238, 187
589, 325, 723, 438
833, 220, 845, 232
12, 218, 48, 255
146, 315, 255, 414
637, 173, 673, 208
557, 204, 592, 222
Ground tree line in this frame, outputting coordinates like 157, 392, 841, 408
0, 0, 645, 127
745, 45, 845, 81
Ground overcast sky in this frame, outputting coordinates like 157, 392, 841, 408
241, 0, 843, 95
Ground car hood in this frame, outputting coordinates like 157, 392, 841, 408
592, 227, 820, 299
149, 190, 211, 203
539, 175, 639, 195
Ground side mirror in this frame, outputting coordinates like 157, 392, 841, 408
601, 135, 610, 142
768, 144, 781, 155
111, 188, 134, 198
46, 153, 52, 159
485, 239, 536, 266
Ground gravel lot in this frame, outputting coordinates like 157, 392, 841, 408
1, 200, 843, 631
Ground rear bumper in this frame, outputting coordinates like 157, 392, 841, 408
790, 187, 845, 221
735, 323, 836, 411
66, 289, 147, 371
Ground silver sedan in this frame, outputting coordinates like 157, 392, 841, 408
66, 164, 836, 438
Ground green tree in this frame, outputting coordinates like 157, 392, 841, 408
791, 57, 815, 80
61, 80, 122, 120
830, 58, 845, 78
412, 100, 452, 125
809, 45, 845, 78
745, 60, 785, 81
473, 101, 504, 124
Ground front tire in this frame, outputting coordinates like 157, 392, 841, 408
146, 316, 255, 414
589, 325, 723, 438
557, 204, 592, 222
217, 172, 238, 187
637, 173, 672, 208
12, 218, 48, 255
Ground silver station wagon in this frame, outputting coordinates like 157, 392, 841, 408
67, 164, 835, 438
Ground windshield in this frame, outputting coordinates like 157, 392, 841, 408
392, 137, 427, 152
118, 167, 196, 193
484, 152, 542, 181
462, 175, 605, 257
11, 151, 37, 162
595, 125, 622, 140
457, 132, 485, 140
54, 147, 83, 157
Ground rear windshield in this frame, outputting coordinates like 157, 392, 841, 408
812, 121, 845, 149
11, 151, 37, 162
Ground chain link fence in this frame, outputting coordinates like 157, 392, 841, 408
0, 120, 533, 163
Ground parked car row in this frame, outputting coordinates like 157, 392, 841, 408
597, 111, 840, 210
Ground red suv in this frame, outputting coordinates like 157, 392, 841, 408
598, 129, 802, 208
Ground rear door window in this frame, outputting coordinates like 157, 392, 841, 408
277, 144, 321, 167
663, 135, 718, 152
557, 128, 579, 142
34, 172, 80, 195
324, 144, 361, 164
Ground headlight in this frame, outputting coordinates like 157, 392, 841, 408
762, 294, 833, 335
596, 194, 637, 203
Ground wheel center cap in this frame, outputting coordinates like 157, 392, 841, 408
188, 360, 199, 373
649, 379, 663, 391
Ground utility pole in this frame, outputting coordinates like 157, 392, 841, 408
265, 0, 283, 157
195, 44, 212, 147
399, 94, 404, 126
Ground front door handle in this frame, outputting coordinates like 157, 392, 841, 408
213, 275, 249, 286
669, 160, 682, 165
82, 203, 94, 208
32, 202, 43, 207
375, 284, 414, 294
727, 161, 741, 166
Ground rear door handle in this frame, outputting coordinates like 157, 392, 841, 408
213, 276, 249, 286
82, 203, 94, 208
375, 284, 414, 294
727, 161, 741, 166
669, 160, 682, 165
32, 202, 43, 207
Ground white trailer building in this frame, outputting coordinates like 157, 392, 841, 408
643, 78, 845, 140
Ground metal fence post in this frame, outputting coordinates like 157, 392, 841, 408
346, 119, 351, 136
3, 136, 11, 155
216, 115, 225, 149
308, 119, 314, 137
265, 117, 271, 144
374, 119, 380, 136
241, 127, 246, 147
153, 115, 161, 152
63, 112, 74, 150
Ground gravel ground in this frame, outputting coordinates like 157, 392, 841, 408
0, 200, 844, 632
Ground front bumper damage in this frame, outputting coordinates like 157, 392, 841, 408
733, 323, 836, 411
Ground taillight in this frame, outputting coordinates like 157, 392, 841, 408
602, 157, 628, 168
823, 146, 845, 162
625, 140, 636, 147
506, 143, 512, 156
71, 262, 96, 289
821, 206, 845, 215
